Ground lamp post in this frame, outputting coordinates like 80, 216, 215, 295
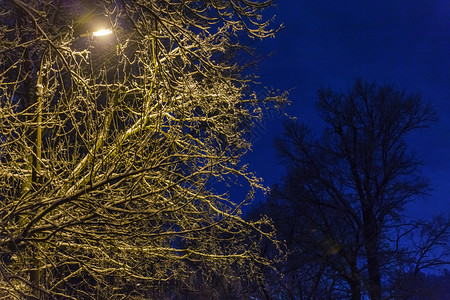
26, 22, 113, 296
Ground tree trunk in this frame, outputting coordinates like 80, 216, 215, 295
365, 244, 381, 300
363, 209, 382, 300
348, 258, 361, 300
349, 279, 361, 300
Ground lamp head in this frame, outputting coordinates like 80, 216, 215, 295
92, 28, 113, 37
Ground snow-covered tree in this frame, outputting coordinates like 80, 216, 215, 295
0, 0, 285, 298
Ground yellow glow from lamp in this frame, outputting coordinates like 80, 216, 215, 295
92, 28, 113, 37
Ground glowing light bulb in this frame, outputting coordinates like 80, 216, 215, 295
92, 29, 112, 37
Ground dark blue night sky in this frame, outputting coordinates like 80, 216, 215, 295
246, 1, 450, 220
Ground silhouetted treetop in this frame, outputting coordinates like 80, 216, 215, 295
269, 79, 437, 300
